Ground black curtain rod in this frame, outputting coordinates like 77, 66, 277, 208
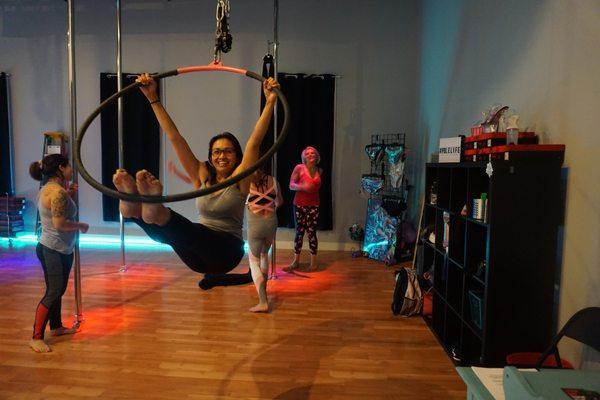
283, 73, 342, 79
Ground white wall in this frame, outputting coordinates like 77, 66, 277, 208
0, 0, 419, 250
416, 0, 600, 368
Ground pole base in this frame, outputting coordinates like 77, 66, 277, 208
72, 314, 84, 329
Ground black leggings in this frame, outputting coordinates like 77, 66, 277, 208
132, 209, 245, 274
199, 269, 253, 290
33, 243, 73, 338
294, 206, 319, 254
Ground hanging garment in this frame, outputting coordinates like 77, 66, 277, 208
385, 144, 406, 189
365, 144, 384, 164
385, 144, 404, 164
361, 174, 384, 195
363, 199, 398, 262
388, 160, 405, 189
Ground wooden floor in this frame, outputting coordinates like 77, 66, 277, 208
0, 245, 465, 399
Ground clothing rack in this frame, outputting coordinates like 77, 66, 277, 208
360, 132, 411, 265
369, 133, 406, 198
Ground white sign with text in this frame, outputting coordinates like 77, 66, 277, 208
439, 137, 462, 163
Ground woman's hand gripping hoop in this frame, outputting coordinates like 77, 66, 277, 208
74, 63, 290, 203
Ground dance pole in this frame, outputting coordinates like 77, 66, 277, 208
116, 0, 127, 273
5, 73, 14, 247
67, 0, 83, 327
270, 0, 279, 279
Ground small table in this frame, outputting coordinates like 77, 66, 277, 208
457, 366, 600, 400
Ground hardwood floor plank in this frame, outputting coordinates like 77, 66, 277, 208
0, 245, 465, 399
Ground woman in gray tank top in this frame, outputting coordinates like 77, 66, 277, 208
246, 167, 283, 312
112, 75, 280, 291
28, 154, 89, 353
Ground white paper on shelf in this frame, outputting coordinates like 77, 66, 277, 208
471, 367, 537, 400
47, 145, 62, 155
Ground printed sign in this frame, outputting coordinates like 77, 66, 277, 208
439, 137, 462, 163
47, 145, 62, 155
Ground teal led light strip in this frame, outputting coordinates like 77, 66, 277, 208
1, 232, 249, 252
1, 232, 170, 250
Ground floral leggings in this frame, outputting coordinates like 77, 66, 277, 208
294, 206, 319, 254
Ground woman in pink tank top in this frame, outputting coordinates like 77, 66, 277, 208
284, 146, 322, 272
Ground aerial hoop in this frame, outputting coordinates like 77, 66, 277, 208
74, 62, 290, 203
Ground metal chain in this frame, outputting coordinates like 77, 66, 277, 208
213, 0, 232, 63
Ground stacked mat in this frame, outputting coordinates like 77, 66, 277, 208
0, 196, 25, 237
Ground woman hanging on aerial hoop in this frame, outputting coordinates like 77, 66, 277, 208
166, 160, 254, 291
112, 74, 280, 283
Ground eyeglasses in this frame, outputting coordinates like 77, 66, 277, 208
211, 148, 236, 157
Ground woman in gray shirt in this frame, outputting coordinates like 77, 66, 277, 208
29, 154, 89, 353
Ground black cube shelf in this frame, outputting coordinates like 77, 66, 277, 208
420, 159, 563, 366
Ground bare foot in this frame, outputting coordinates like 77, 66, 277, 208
136, 170, 168, 224
282, 262, 299, 273
50, 326, 77, 336
249, 303, 269, 313
29, 339, 51, 353
113, 169, 141, 218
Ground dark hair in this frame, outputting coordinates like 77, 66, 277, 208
252, 152, 271, 193
206, 132, 243, 185
29, 154, 69, 182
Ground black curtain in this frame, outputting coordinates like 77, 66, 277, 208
0, 72, 14, 196
100, 73, 160, 221
261, 72, 335, 230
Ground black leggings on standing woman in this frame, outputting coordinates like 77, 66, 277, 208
294, 206, 319, 255
32, 243, 73, 340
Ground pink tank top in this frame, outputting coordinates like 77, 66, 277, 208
293, 165, 321, 207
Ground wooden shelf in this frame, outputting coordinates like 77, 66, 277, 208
419, 160, 563, 366
463, 216, 489, 227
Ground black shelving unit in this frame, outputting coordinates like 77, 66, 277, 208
419, 159, 563, 366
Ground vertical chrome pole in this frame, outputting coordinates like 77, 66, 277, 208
160, 80, 167, 189
5, 72, 14, 247
270, 0, 279, 279
116, 0, 127, 273
5, 194, 11, 248
67, 0, 83, 327
5, 73, 14, 198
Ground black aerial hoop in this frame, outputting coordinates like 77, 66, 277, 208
74, 64, 290, 203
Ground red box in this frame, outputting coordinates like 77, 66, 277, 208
464, 148, 479, 162
470, 126, 483, 136
464, 132, 537, 150
489, 144, 565, 162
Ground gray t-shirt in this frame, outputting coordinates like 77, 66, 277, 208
38, 188, 78, 254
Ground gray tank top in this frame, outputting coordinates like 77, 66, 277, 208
38, 187, 78, 254
195, 184, 245, 240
